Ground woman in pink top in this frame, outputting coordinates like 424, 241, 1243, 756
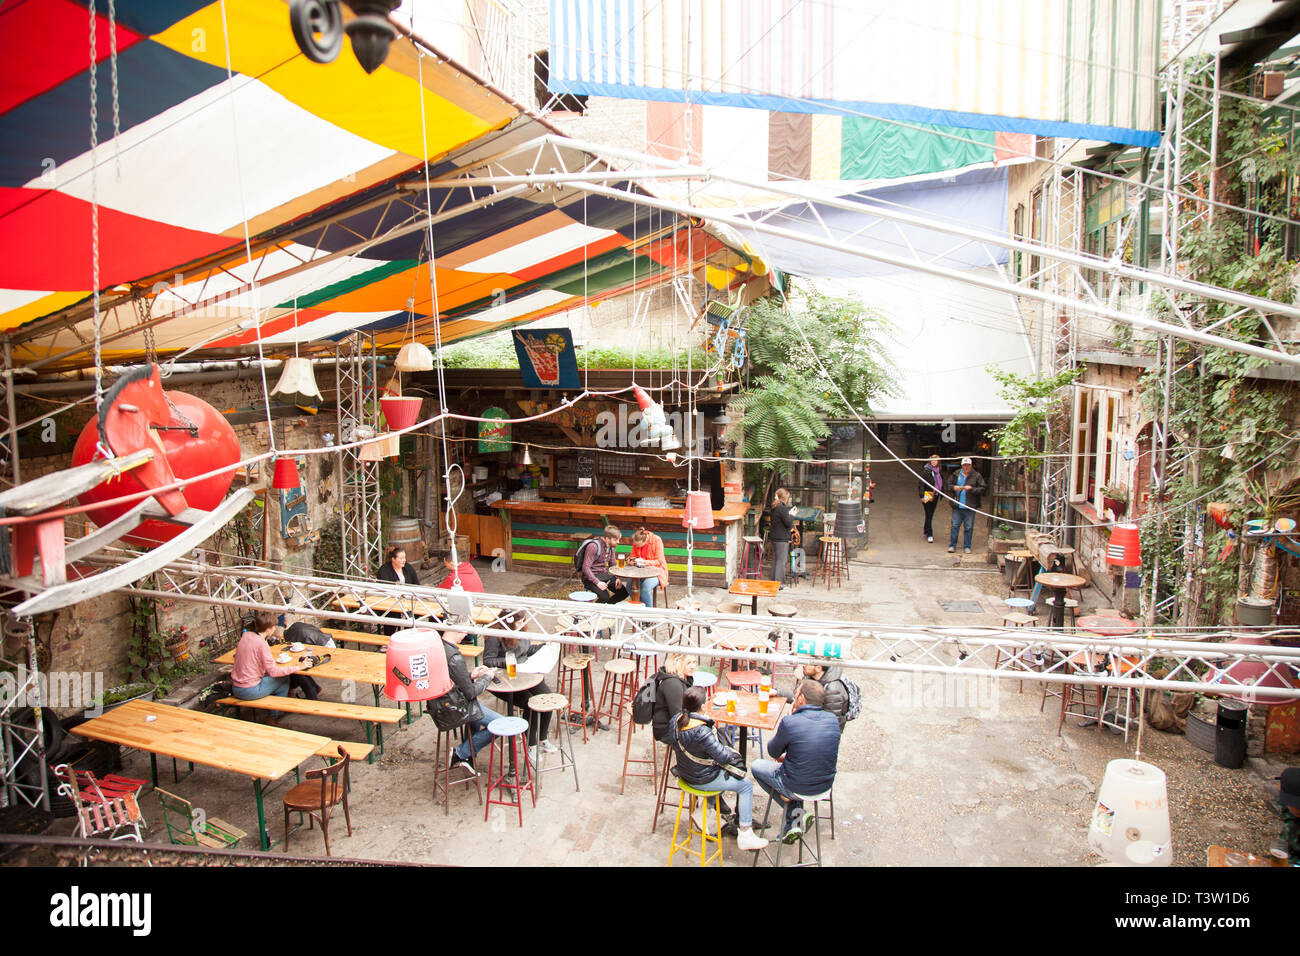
630, 527, 669, 605
231, 610, 304, 703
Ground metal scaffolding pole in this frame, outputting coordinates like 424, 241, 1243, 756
336, 333, 382, 582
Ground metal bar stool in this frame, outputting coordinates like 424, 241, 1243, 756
667, 781, 724, 867
595, 658, 638, 744
751, 788, 833, 867
1055, 650, 1105, 737
817, 537, 844, 589
739, 536, 765, 579
484, 715, 535, 826
620, 702, 658, 794
432, 723, 483, 815
557, 653, 596, 743
527, 693, 579, 795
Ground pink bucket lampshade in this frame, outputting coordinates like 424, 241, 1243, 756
381, 395, 423, 431
682, 490, 714, 530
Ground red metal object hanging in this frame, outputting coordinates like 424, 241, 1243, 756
1106, 523, 1141, 567
272, 457, 300, 490
71, 371, 240, 545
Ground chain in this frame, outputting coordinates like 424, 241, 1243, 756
108, 0, 120, 178
88, 0, 104, 420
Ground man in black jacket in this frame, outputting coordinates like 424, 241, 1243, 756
427, 630, 503, 774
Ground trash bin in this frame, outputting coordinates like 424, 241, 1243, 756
1214, 700, 1248, 769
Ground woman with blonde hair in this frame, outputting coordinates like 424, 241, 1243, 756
630, 526, 669, 606
651, 652, 697, 743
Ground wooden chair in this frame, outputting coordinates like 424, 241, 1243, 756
156, 787, 247, 848
283, 746, 352, 856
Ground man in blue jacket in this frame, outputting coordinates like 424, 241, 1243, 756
751, 679, 841, 843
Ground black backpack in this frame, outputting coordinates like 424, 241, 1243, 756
573, 536, 601, 572
631, 674, 659, 724
838, 676, 862, 722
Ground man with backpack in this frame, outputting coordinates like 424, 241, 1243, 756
801, 662, 860, 731
577, 525, 628, 604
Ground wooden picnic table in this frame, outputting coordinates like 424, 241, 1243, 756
702, 690, 787, 763
334, 591, 445, 619
322, 627, 484, 658
728, 579, 781, 615
68, 699, 329, 850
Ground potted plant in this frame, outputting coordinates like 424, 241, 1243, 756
163, 624, 190, 662
1102, 484, 1129, 517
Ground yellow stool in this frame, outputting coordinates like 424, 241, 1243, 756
667, 781, 724, 867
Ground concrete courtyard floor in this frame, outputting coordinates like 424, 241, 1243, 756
57, 450, 1293, 866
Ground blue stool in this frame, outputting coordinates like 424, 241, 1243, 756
484, 716, 534, 827
569, 591, 598, 603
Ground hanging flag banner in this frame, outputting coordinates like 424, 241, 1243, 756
549, 0, 1161, 148
514, 329, 580, 389
479, 407, 511, 453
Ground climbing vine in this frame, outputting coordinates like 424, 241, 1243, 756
1141, 63, 1300, 625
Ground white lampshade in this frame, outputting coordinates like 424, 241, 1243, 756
270, 358, 323, 411
395, 341, 434, 372
1088, 759, 1172, 866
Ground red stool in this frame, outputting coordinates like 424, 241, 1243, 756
484, 716, 535, 827
740, 536, 765, 579
817, 536, 844, 589
620, 703, 659, 795
595, 658, 638, 744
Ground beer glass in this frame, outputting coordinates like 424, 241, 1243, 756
505, 651, 517, 679
726, 691, 737, 715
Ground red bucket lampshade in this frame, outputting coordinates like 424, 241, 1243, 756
381, 395, 423, 431
384, 629, 453, 702
1106, 523, 1141, 567
271, 456, 300, 490
682, 490, 714, 530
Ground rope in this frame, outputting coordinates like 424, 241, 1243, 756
416, 46, 460, 587
88, 1, 105, 428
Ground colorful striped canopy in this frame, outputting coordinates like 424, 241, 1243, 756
0, 1, 760, 373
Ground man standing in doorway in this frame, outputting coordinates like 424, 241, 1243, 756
947, 457, 986, 554
918, 454, 943, 543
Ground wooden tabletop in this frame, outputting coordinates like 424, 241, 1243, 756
1034, 572, 1087, 589
611, 565, 660, 580
729, 580, 781, 598
556, 614, 614, 634
68, 699, 329, 782
489, 671, 544, 694
711, 631, 772, 652
1077, 615, 1140, 637
216, 643, 387, 687
334, 592, 445, 618
703, 691, 787, 732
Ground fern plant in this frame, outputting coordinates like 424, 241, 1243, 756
732, 285, 900, 503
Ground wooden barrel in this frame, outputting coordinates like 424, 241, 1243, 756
389, 516, 425, 562
437, 533, 473, 561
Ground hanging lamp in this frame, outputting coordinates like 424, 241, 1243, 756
270, 358, 324, 414
682, 491, 714, 529
272, 456, 300, 490
521, 443, 532, 466
395, 295, 434, 372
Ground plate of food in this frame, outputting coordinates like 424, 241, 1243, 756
276, 653, 291, 663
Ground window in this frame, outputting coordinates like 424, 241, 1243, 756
1028, 187, 1044, 289
1012, 203, 1025, 281
1069, 386, 1122, 513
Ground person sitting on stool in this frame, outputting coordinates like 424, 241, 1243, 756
580, 525, 629, 604
750, 679, 841, 844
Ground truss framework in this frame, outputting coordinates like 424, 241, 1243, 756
94, 554, 1300, 701
336, 334, 382, 581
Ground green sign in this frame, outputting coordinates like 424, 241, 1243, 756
793, 634, 848, 659
478, 406, 510, 453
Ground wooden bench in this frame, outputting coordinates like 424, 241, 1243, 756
218, 696, 401, 763
321, 627, 389, 649
316, 741, 374, 763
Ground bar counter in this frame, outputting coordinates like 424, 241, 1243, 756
496, 499, 750, 587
